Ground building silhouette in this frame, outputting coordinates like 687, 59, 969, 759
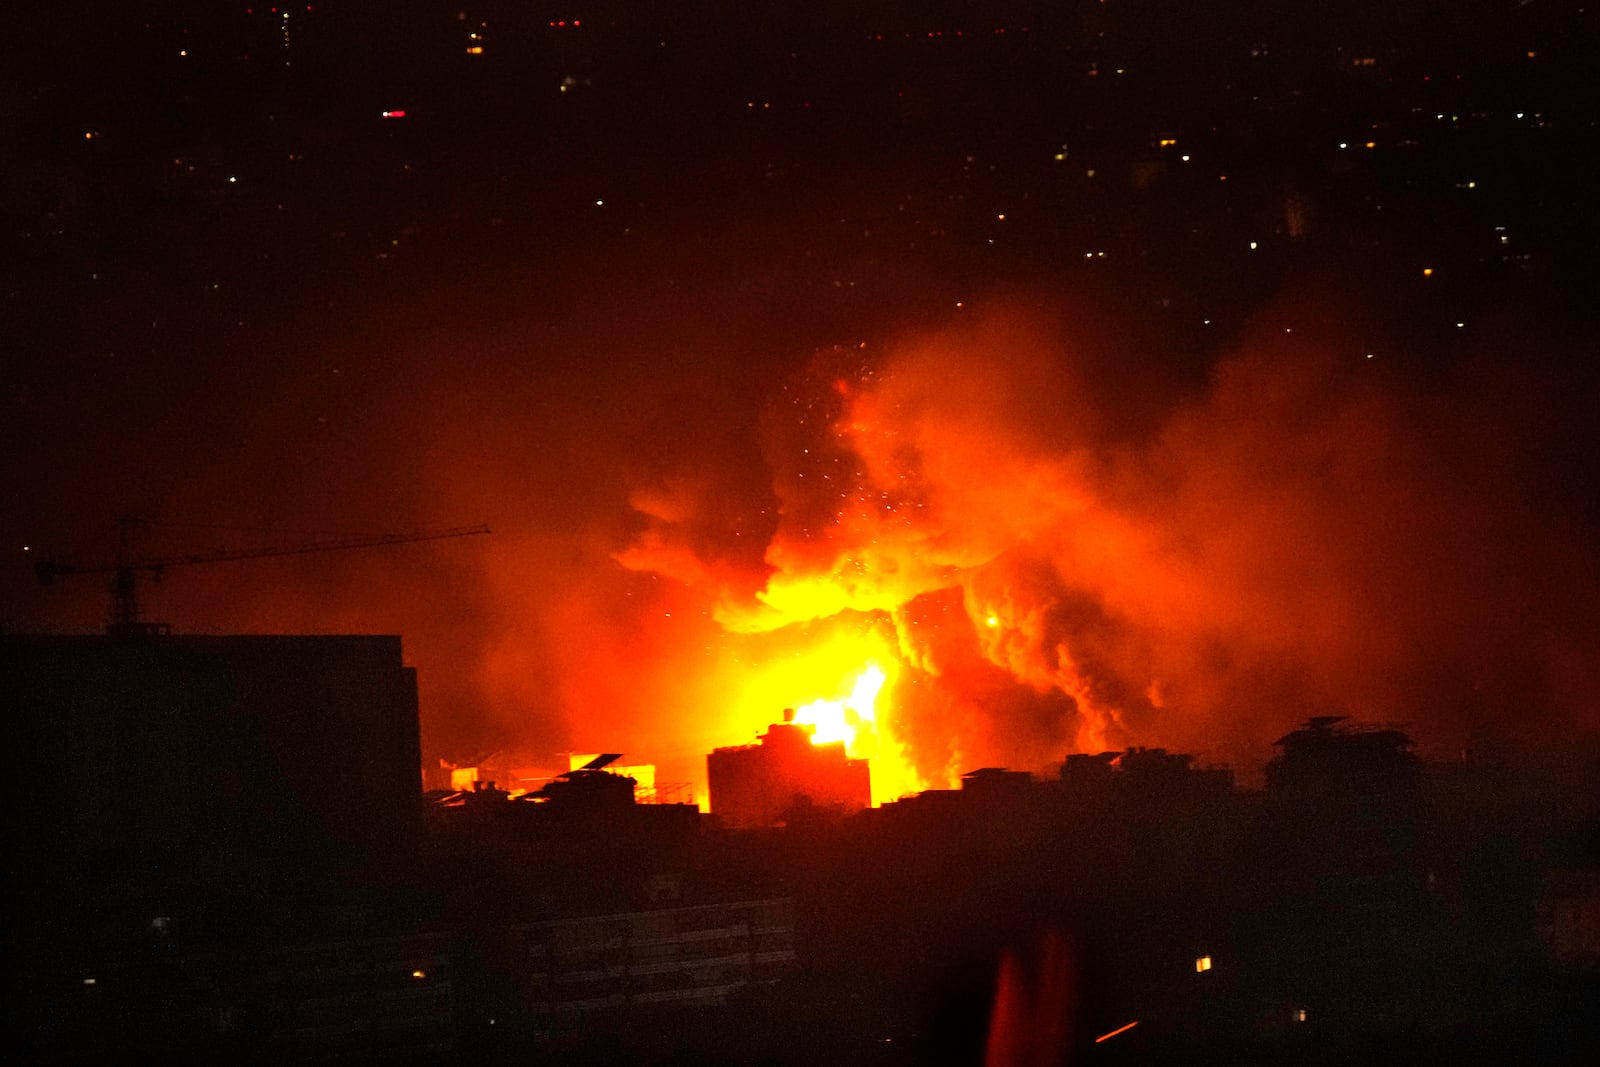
5, 633, 422, 916
706, 710, 871, 829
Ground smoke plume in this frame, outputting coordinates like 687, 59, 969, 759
614, 302, 1600, 784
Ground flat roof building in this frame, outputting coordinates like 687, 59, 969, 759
707, 710, 870, 829
4, 632, 423, 918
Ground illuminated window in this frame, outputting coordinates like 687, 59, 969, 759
1293, 1008, 1308, 1023
1195, 955, 1212, 972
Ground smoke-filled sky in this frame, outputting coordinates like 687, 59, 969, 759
7, 4, 1599, 797
10, 253, 1597, 793
609, 293, 1600, 785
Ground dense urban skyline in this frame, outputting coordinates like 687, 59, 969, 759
6, 2, 1598, 797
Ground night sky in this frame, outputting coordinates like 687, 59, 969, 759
6, 1, 1598, 795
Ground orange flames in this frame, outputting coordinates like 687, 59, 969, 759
614, 325, 1137, 799
600, 305, 1600, 803
792, 663, 885, 748
707, 620, 926, 805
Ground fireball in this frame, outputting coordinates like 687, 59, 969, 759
711, 617, 925, 805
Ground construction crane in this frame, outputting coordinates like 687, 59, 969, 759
34, 515, 491, 636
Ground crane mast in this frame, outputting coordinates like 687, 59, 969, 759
35, 515, 491, 635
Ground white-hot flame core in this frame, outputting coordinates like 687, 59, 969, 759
792, 664, 887, 748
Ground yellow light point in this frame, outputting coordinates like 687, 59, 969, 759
411, 969, 426, 980
1422, 267, 1434, 277
985, 614, 999, 627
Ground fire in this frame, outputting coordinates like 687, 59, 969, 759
712, 621, 926, 804
568, 306, 1596, 818
791, 664, 886, 748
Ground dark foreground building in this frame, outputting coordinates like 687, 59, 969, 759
6, 633, 422, 912
707, 710, 871, 828
3, 632, 433, 1059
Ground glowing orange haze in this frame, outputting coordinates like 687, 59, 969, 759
599, 306, 1599, 803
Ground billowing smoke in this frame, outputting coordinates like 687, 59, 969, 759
613, 302, 1600, 782
12, 248, 1595, 795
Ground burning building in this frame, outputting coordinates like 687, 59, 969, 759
707, 710, 871, 828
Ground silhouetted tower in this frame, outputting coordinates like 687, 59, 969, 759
707, 710, 870, 828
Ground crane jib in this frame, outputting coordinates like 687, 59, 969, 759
33, 521, 490, 634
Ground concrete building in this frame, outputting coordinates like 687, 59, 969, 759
515, 898, 797, 1019
4, 633, 423, 917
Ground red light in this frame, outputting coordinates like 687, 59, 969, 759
573, 20, 581, 27
381, 110, 406, 119
1094, 1021, 1140, 1043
